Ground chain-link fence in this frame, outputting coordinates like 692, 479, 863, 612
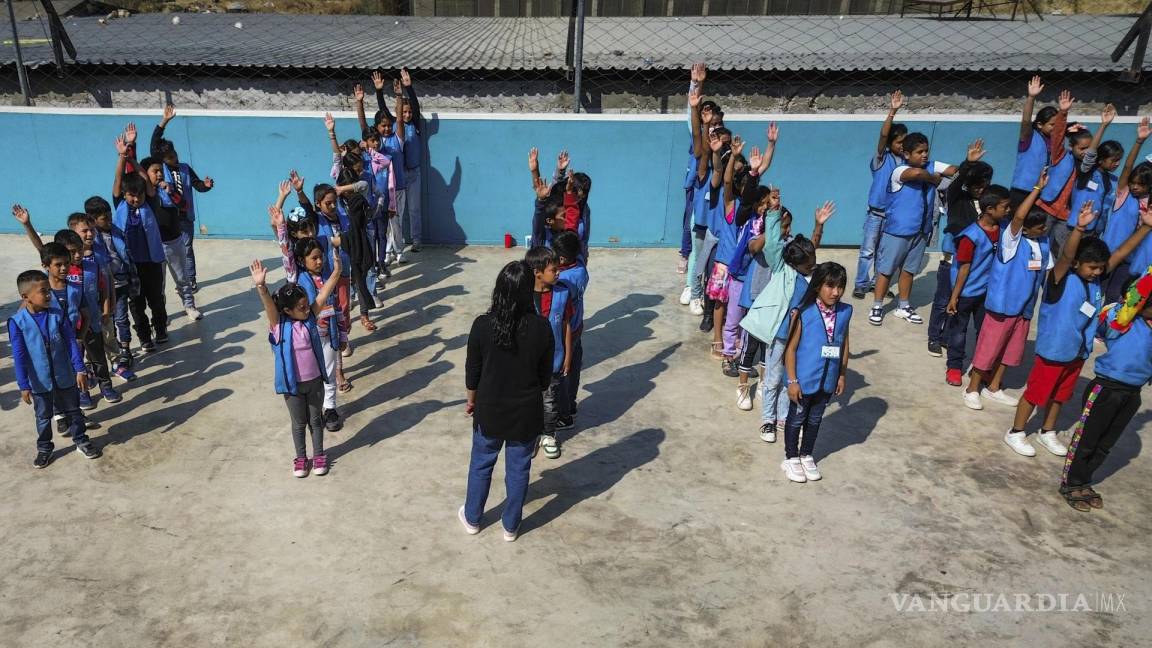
1, 0, 1150, 112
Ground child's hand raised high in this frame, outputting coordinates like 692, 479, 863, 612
967, 138, 985, 162
330, 232, 342, 249
114, 134, 128, 156
371, 70, 385, 91
767, 122, 779, 144
124, 122, 137, 144
557, 150, 569, 172
688, 87, 702, 108
11, 204, 29, 225
1035, 167, 1049, 190
324, 112, 336, 133
400, 68, 412, 87
1027, 75, 1043, 98
1058, 89, 1074, 112
162, 103, 176, 125
1139, 116, 1151, 142
352, 83, 365, 103
708, 132, 723, 153
289, 170, 304, 192
1075, 200, 1097, 230
528, 147, 539, 174
690, 62, 706, 83
1101, 103, 1117, 126
249, 259, 267, 287
814, 201, 835, 225
889, 90, 904, 113
268, 204, 284, 229
730, 135, 744, 156
533, 176, 551, 200
748, 146, 762, 170
278, 180, 291, 200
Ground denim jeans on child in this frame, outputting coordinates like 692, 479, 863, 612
463, 424, 535, 532
404, 169, 422, 246
784, 390, 833, 459
162, 233, 195, 309
762, 339, 792, 425
946, 295, 986, 371
679, 187, 694, 259
928, 258, 953, 347
33, 387, 88, 452
853, 210, 885, 290
180, 219, 197, 286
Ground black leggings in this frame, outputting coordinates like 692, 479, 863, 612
82, 327, 112, 388
130, 262, 167, 342
739, 333, 767, 373
1062, 377, 1142, 488
351, 260, 375, 317
285, 377, 326, 457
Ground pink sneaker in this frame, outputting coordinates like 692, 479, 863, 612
293, 456, 310, 478
312, 453, 329, 476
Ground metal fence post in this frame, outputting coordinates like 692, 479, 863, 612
4, 0, 32, 105
572, 0, 585, 113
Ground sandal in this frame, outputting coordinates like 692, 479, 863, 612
1083, 486, 1104, 509
1060, 486, 1093, 513
710, 342, 724, 360
360, 315, 377, 332
338, 380, 353, 394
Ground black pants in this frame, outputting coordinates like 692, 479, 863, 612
1062, 377, 1142, 488
351, 259, 375, 317
130, 262, 167, 343
82, 327, 113, 389
739, 333, 767, 373
928, 259, 952, 347
285, 377, 325, 457
946, 295, 986, 371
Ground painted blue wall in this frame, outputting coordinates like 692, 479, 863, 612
0, 111, 1131, 247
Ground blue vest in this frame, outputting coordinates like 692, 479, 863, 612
775, 274, 810, 341
868, 151, 902, 211
682, 135, 697, 190
793, 301, 853, 394
884, 163, 938, 236
538, 283, 572, 374
51, 283, 81, 332
1129, 226, 1152, 273
11, 308, 77, 393
94, 227, 133, 286
1095, 319, 1152, 386
1039, 153, 1075, 205
403, 123, 422, 177
270, 315, 327, 396
728, 212, 757, 280
1011, 130, 1048, 192
381, 135, 405, 187
1068, 168, 1115, 232
713, 195, 739, 268
1036, 275, 1103, 362
315, 209, 351, 278
1103, 193, 1141, 259
985, 235, 1050, 318
297, 271, 340, 348
692, 171, 712, 228
113, 199, 165, 263
163, 162, 198, 221
369, 156, 391, 214
949, 221, 998, 298
558, 263, 589, 335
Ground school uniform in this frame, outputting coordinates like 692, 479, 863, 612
8, 307, 90, 451
1067, 165, 1117, 235
312, 205, 354, 337
971, 226, 1051, 372
929, 163, 983, 347
558, 261, 589, 414
877, 161, 950, 278
687, 169, 715, 300
945, 220, 999, 371
94, 226, 137, 353
380, 134, 406, 259
1037, 146, 1078, 257
270, 314, 328, 458
113, 194, 168, 343
299, 270, 343, 411
534, 283, 574, 436
784, 300, 853, 459
1021, 272, 1103, 407
162, 161, 210, 286
855, 151, 902, 291
763, 273, 810, 427
1101, 193, 1143, 303
75, 254, 115, 390
1009, 130, 1048, 207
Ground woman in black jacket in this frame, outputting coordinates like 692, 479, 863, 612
459, 261, 554, 542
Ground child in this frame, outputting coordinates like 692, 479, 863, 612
1065, 104, 1120, 237
525, 245, 573, 459
9, 270, 101, 467
684, 88, 725, 317
271, 177, 318, 284
141, 156, 202, 321
354, 80, 407, 264
294, 237, 349, 431
781, 262, 852, 483
85, 196, 139, 380
1009, 75, 1058, 208
151, 104, 214, 292
677, 63, 707, 275
944, 182, 1010, 390
554, 231, 588, 423
710, 134, 748, 368
293, 180, 355, 355
965, 175, 1051, 410
853, 90, 906, 299
1100, 118, 1151, 304
1034, 91, 1091, 256
249, 250, 341, 478
1004, 202, 1152, 457
359, 128, 396, 294
397, 69, 425, 252
1059, 269, 1152, 511
869, 133, 960, 327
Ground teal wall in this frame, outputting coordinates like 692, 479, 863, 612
0, 111, 1129, 247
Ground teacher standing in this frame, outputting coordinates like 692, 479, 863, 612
459, 261, 554, 542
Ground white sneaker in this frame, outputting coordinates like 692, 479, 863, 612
891, 306, 924, 324
341, 342, 353, 358
782, 458, 807, 483
503, 526, 519, 542
458, 506, 480, 535
1036, 430, 1068, 456
679, 286, 692, 306
962, 390, 983, 410
185, 306, 202, 321
1003, 430, 1036, 457
540, 435, 561, 459
689, 298, 704, 316
736, 383, 753, 410
759, 423, 776, 443
799, 455, 821, 481
981, 389, 1019, 407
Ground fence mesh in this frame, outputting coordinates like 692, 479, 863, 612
1, 0, 1150, 112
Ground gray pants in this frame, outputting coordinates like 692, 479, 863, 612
162, 232, 195, 309
387, 188, 407, 258
285, 377, 325, 458
1046, 214, 1071, 261
404, 170, 422, 246
542, 373, 568, 437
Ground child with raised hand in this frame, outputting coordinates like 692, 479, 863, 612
250, 248, 341, 478
525, 245, 574, 459
1035, 90, 1093, 256
1059, 269, 1152, 512
1009, 75, 1058, 208
1101, 117, 1151, 303
397, 68, 425, 252
84, 195, 139, 380
355, 79, 407, 264
781, 262, 853, 483
9, 269, 100, 468
294, 236, 348, 431
553, 230, 588, 423
676, 63, 708, 275
713, 134, 750, 373
1005, 201, 1152, 457
853, 90, 906, 299
140, 154, 202, 321
1067, 104, 1122, 236
151, 104, 213, 293
965, 172, 1051, 409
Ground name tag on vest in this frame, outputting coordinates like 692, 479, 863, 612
1086, 180, 1099, 191
1027, 257, 1043, 271
1079, 302, 1097, 318
821, 345, 840, 359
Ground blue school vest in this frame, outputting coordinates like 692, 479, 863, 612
11, 308, 77, 393
559, 263, 589, 336
1039, 154, 1075, 205
403, 123, 422, 177
1011, 130, 1048, 192
381, 135, 405, 187
868, 152, 902, 211
94, 227, 133, 286
775, 274, 810, 341
949, 221, 998, 298
1036, 275, 1102, 362
298, 271, 340, 349
1103, 194, 1141, 258
538, 283, 572, 374
1068, 168, 1115, 232
163, 162, 198, 221
683, 135, 697, 190
713, 196, 739, 269
1095, 319, 1152, 386
51, 281, 82, 332
692, 171, 713, 228
80, 255, 103, 333
369, 156, 391, 214
793, 301, 853, 394
113, 199, 165, 263
884, 163, 938, 237
985, 235, 1050, 318
315, 209, 351, 278
270, 315, 327, 396
728, 212, 757, 280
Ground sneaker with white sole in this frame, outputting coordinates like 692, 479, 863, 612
736, 384, 753, 410
962, 390, 983, 410
503, 526, 520, 542
892, 306, 924, 324
781, 458, 807, 483
185, 306, 203, 321
1003, 430, 1036, 457
540, 435, 561, 459
981, 389, 1019, 407
679, 286, 692, 306
458, 506, 480, 535
689, 298, 704, 316
1035, 430, 1068, 456
868, 305, 884, 326
799, 455, 822, 481
759, 423, 776, 443
341, 343, 353, 358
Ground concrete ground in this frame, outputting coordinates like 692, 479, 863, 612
0, 238, 1148, 647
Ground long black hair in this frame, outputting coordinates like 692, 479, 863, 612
786, 262, 848, 344
489, 261, 535, 349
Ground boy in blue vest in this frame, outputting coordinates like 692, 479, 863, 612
853, 89, 906, 300
9, 269, 101, 468
869, 133, 962, 327
554, 231, 589, 426
526, 246, 574, 460
945, 184, 1010, 392
1005, 201, 1152, 457
85, 195, 139, 380
152, 104, 214, 293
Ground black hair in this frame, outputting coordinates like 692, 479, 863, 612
901, 132, 929, 154
1023, 208, 1048, 229
17, 269, 47, 295
293, 237, 323, 265
156, 138, 176, 157
887, 123, 908, 146
1099, 140, 1124, 162
362, 127, 379, 142
373, 109, 394, 126
783, 234, 816, 271
571, 172, 592, 200
787, 262, 848, 342
67, 212, 93, 228
488, 261, 535, 350
273, 282, 309, 314
312, 183, 337, 205
140, 156, 161, 171
712, 127, 732, 139
54, 229, 83, 250
700, 100, 720, 114
552, 230, 582, 262
524, 245, 559, 273
40, 242, 70, 266
342, 139, 360, 153
1066, 124, 1092, 146
286, 213, 316, 237
1076, 237, 1111, 265
978, 184, 1011, 212
965, 161, 995, 189
1131, 161, 1152, 188
121, 173, 147, 197
1034, 106, 1058, 130
83, 196, 111, 217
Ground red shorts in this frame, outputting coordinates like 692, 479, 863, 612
971, 313, 1030, 371
1022, 356, 1085, 407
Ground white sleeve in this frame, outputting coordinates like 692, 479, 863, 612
890, 165, 910, 193
932, 161, 951, 174
1000, 223, 1022, 262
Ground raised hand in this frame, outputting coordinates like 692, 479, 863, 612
162, 103, 176, 124
528, 147, 539, 173
1036, 167, 1049, 190
730, 135, 744, 156
557, 150, 569, 172
290, 170, 304, 192
688, 87, 702, 108
393, 79, 402, 96
1139, 116, 1151, 141
691, 62, 706, 83
767, 122, 780, 144
1027, 75, 1043, 98
269, 205, 284, 229
967, 138, 986, 162
203, 177, 214, 189
1101, 103, 1117, 126
352, 83, 365, 102
533, 176, 550, 200
250, 259, 267, 287
400, 68, 412, 87
324, 112, 335, 133
890, 90, 904, 112
330, 232, 342, 249
371, 70, 384, 91
124, 122, 137, 144
1077, 201, 1097, 229
767, 187, 781, 210
814, 200, 835, 225
12, 204, 29, 225
114, 134, 128, 155
749, 146, 762, 170
278, 180, 291, 199
708, 133, 723, 153
1058, 89, 1074, 112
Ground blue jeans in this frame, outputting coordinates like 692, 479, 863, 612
854, 210, 884, 290
679, 187, 694, 258
463, 425, 535, 532
928, 259, 952, 346
113, 284, 132, 346
946, 295, 986, 371
784, 389, 832, 459
180, 219, 197, 285
33, 387, 87, 452
162, 233, 195, 309
762, 339, 791, 425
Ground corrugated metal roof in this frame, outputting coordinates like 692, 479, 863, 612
0, 14, 1140, 73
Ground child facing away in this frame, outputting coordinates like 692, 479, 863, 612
525, 245, 574, 460
9, 269, 101, 467
1059, 268, 1152, 512
553, 230, 588, 423
84, 196, 139, 380
1004, 201, 1152, 458
151, 103, 214, 292
249, 248, 341, 478
853, 90, 906, 299
781, 262, 853, 483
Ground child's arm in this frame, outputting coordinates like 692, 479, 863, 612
688, 63, 705, 122
757, 123, 779, 176
723, 136, 743, 205
11, 204, 44, 252
811, 201, 834, 249
554, 150, 569, 185
113, 132, 129, 199
875, 90, 903, 163
1047, 90, 1073, 164
947, 259, 971, 315
562, 319, 572, 376
1009, 169, 1049, 237
689, 89, 705, 179
324, 112, 341, 157
528, 147, 542, 187
899, 166, 944, 186
1078, 104, 1116, 178
151, 103, 174, 156
1052, 202, 1094, 284
400, 68, 422, 126
393, 79, 406, 143
836, 329, 849, 396
1019, 76, 1042, 145
9, 320, 32, 403
353, 83, 370, 135
938, 139, 983, 179
372, 71, 395, 123
60, 315, 87, 392
313, 237, 343, 316
709, 136, 724, 190
784, 317, 803, 403
1109, 204, 1152, 272
186, 164, 212, 192
290, 170, 314, 214
249, 260, 279, 329
1116, 116, 1150, 206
